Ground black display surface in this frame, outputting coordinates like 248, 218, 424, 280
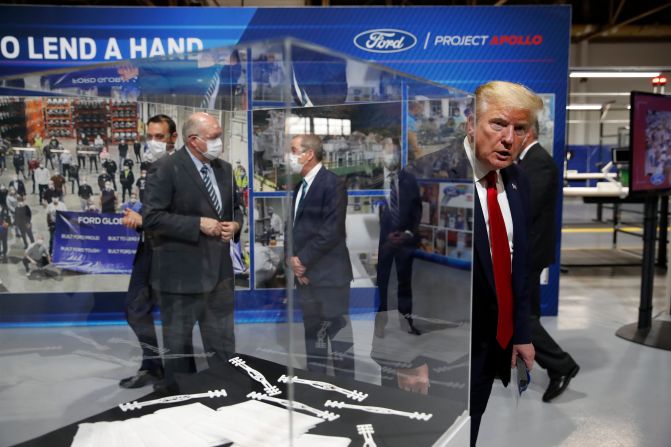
13, 354, 465, 447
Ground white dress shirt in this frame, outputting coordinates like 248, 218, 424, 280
463, 137, 514, 259
294, 162, 322, 219
187, 148, 222, 210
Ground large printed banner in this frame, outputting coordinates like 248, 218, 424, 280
0, 5, 570, 315
52, 212, 140, 274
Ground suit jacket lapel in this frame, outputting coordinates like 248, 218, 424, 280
501, 167, 524, 267
473, 191, 496, 293
295, 167, 323, 223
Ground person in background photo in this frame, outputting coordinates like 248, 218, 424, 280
34, 163, 50, 205
100, 181, 117, 213
46, 195, 67, 255
22, 234, 49, 277
14, 195, 34, 249
120, 164, 135, 203
78, 177, 94, 211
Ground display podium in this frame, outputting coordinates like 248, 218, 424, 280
0, 38, 474, 446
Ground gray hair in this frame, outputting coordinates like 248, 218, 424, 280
182, 112, 212, 143
294, 134, 324, 162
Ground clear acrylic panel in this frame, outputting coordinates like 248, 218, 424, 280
0, 38, 473, 447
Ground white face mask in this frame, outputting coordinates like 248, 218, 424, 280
145, 140, 167, 163
382, 152, 400, 170
287, 153, 304, 174
201, 137, 223, 161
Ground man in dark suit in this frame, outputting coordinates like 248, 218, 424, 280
143, 112, 243, 389
465, 81, 538, 446
375, 138, 422, 336
514, 120, 579, 403
287, 134, 354, 378
118, 114, 178, 389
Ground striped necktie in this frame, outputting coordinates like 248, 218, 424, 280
388, 172, 400, 229
295, 179, 308, 220
200, 165, 222, 218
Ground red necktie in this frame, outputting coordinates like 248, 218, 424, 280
485, 171, 513, 349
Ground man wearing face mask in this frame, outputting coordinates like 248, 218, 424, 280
374, 138, 422, 337
46, 195, 67, 255
143, 112, 243, 390
35, 163, 50, 205
22, 234, 50, 277
120, 164, 135, 203
117, 114, 178, 389
136, 170, 148, 203
287, 134, 354, 378
100, 181, 117, 213
78, 177, 93, 211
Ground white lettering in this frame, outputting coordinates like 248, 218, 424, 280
59, 37, 77, 59
129, 37, 147, 59
148, 38, 165, 57
167, 37, 185, 55
43, 37, 58, 60
27, 37, 42, 59
365, 32, 406, 50
187, 37, 203, 52
0, 36, 19, 59
79, 37, 96, 60
104, 38, 122, 60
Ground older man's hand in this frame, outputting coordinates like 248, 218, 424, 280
200, 217, 222, 237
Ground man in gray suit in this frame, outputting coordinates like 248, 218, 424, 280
143, 112, 243, 388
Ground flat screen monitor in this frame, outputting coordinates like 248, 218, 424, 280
630, 91, 671, 194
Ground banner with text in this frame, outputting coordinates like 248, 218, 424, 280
52, 211, 140, 274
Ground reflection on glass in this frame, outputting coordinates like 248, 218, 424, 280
0, 38, 474, 447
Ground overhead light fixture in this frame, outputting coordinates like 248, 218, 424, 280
566, 104, 603, 110
570, 71, 661, 78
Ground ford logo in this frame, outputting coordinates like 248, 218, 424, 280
354, 29, 418, 54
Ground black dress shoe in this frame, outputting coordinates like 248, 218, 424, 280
543, 364, 579, 402
119, 368, 164, 389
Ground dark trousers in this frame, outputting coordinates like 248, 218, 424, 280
17, 223, 34, 248
376, 242, 414, 316
529, 270, 577, 378
0, 232, 6, 258
156, 278, 236, 386
121, 184, 132, 202
470, 346, 499, 447
14, 165, 25, 180
298, 284, 353, 379
48, 225, 55, 255
38, 184, 48, 204
89, 156, 98, 173
134, 148, 142, 162
23, 255, 48, 272
125, 243, 162, 371
77, 155, 86, 169
45, 156, 54, 170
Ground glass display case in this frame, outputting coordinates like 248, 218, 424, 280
0, 38, 474, 447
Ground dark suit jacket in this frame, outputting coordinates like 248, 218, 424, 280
378, 169, 421, 247
518, 142, 558, 273
472, 163, 532, 385
290, 167, 352, 287
142, 147, 243, 294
